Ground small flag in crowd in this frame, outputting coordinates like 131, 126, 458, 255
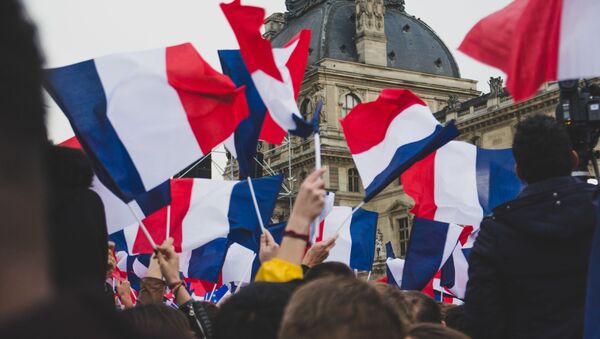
385, 242, 406, 288
45, 43, 248, 203
221, 0, 313, 144
459, 0, 600, 101
341, 89, 459, 202
316, 206, 378, 271
179, 238, 229, 283
402, 141, 522, 227
204, 285, 231, 305
310, 192, 336, 244
221, 242, 257, 286
401, 218, 463, 291
440, 226, 477, 299
111, 176, 282, 254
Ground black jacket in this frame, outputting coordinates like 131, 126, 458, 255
465, 176, 598, 339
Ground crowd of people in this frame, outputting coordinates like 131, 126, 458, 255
1, 1, 597, 338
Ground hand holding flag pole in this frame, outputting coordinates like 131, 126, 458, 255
311, 101, 324, 241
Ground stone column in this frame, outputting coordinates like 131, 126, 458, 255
355, 0, 387, 66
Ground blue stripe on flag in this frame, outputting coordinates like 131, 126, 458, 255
401, 218, 450, 290
218, 50, 267, 178
188, 237, 229, 282
45, 60, 146, 202
364, 122, 459, 202
349, 208, 378, 271
476, 148, 522, 216
110, 230, 128, 253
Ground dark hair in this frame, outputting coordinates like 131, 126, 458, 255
371, 283, 412, 326
445, 305, 468, 334
280, 277, 405, 339
49, 146, 94, 189
120, 304, 193, 339
304, 262, 355, 282
406, 323, 470, 339
213, 282, 300, 339
402, 291, 442, 324
512, 115, 573, 183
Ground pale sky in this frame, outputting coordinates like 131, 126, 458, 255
23, 0, 512, 144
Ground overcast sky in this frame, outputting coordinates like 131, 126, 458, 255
23, 0, 512, 143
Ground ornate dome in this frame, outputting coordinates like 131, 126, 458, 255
270, 0, 460, 78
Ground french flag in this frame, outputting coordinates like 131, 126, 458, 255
459, 0, 600, 102
439, 226, 477, 299
402, 141, 522, 227
221, 0, 313, 144
59, 137, 167, 234
341, 89, 459, 202
385, 242, 406, 288
112, 176, 282, 255
401, 218, 463, 291
45, 43, 249, 204
220, 242, 257, 286
316, 206, 378, 271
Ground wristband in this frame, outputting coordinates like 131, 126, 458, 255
283, 230, 310, 243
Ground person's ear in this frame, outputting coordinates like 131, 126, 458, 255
571, 150, 579, 171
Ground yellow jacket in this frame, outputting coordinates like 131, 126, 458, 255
255, 258, 303, 283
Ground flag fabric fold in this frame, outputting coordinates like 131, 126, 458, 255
459, 0, 600, 102
45, 43, 249, 203
341, 89, 459, 202
221, 0, 312, 144
402, 141, 522, 227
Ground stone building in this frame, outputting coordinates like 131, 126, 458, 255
228, 0, 563, 276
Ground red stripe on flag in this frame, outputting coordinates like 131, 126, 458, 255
166, 43, 249, 154
259, 112, 287, 144
220, 0, 282, 81
401, 151, 437, 220
340, 89, 427, 154
458, 225, 474, 246
459, 0, 562, 102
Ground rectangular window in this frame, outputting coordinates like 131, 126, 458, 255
397, 217, 410, 257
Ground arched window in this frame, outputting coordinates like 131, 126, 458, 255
348, 168, 360, 193
300, 99, 313, 119
342, 93, 360, 117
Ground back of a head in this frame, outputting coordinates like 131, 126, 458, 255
213, 281, 300, 339
406, 323, 470, 339
444, 305, 468, 334
513, 115, 574, 183
280, 277, 405, 339
303, 261, 354, 282
402, 291, 442, 324
120, 303, 193, 339
371, 283, 412, 326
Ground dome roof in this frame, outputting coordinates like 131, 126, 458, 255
271, 0, 460, 78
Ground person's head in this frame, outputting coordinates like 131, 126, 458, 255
438, 302, 457, 323
444, 305, 468, 334
0, 0, 48, 320
120, 303, 194, 339
406, 323, 470, 339
280, 277, 405, 339
402, 291, 442, 324
213, 281, 300, 339
512, 115, 577, 183
371, 283, 412, 326
303, 261, 354, 282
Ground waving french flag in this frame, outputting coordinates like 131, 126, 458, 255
45, 43, 249, 203
402, 141, 522, 227
401, 218, 463, 291
112, 176, 282, 255
221, 0, 313, 144
440, 226, 477, 299
315, 206, 378, 271
385, 242, 406, 287
459, 0, 600, 102
341, 89, 459, 202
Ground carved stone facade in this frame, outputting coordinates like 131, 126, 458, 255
356, 0, 387, 66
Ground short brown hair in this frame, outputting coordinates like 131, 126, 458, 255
279, 277, 405, 339
406, 323, 470, 339
371, 283, 413, 327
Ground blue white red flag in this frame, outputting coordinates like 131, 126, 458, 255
316, 206, 378, 271
341, 89, 459, 202
401, 218, 463, 291
45, 43, 249, 204
204, 285, 231, 305
385, 242, 406, 288
221, 0, 313, 144
111, 176, 282, 254
439, 226, 477, 299
402, 141, 522, 227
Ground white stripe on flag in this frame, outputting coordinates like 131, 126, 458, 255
96, 47, 204, 190
323, 206, 353, 266
222, 243, 255, 285
352, 104, 438, 188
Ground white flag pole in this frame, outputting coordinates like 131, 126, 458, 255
166, 176, 173, 241
127, 203, 158, 250
335, 201, 365, 234
247, 176, 266, 234
366, 271, 372, 282
312, 101, 324, 240
208, 283, 218, 304
235, 253, 257, 294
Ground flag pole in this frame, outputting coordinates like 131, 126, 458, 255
312, 101, 324, 240
335, 201, 365, 234
366, 271, 372, 282
126, 203, 158, 250
166, 176, 172, 241
235, 253, 257, 294
208, 283, 218, 304
247, 176, 266, 234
